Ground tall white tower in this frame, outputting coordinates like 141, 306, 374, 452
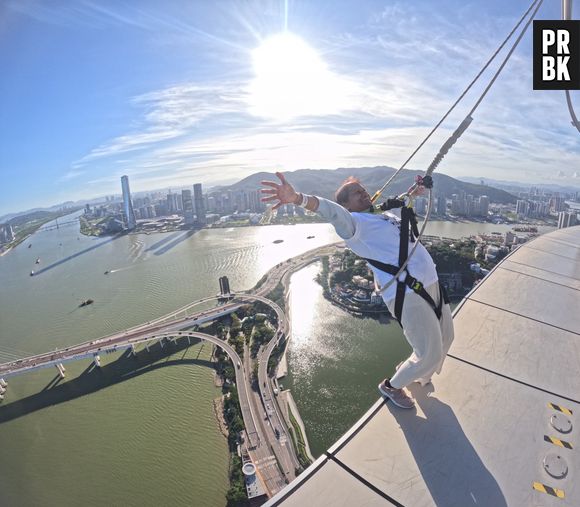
193, 183, 206, 224
121, 175, 136, 230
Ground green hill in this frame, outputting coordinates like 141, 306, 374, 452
222, 166, 517, 204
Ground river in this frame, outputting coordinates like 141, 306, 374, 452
0, 213, 553, 505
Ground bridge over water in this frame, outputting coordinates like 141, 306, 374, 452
0, 290, 294, 494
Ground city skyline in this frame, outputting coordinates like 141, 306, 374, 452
2, 164, 578, 224
2, 0, 579, 217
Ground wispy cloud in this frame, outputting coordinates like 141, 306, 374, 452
59, 0, 580, 194
71, 83, 249, 168
58, 169, 86, 182
6, 0, 146, 29
72, 129, 184, 167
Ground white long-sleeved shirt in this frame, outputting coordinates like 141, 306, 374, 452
315, 196, 438, 303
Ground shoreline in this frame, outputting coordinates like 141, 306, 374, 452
76, 214, 557, 239
212, 396, 228, 439
0, 245, 14, 257
283, 389, 315, 462
0, 233, 32, 257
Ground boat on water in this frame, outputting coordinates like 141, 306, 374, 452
35, 258, 40, 264
30, 270, 34, 276
307, 235, 315, 239
28, 244, 32, 248
273, 239, 284, 244
79, 299, 94, 307
104, 270, 110, 275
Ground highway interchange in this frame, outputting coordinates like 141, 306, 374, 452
0, 243, 340, 498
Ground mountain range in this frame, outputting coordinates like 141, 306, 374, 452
459, 176, 580, 195
224, 166, 517, 204
1, 167, 519, 224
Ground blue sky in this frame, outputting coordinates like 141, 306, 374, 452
1, 0, 578, 216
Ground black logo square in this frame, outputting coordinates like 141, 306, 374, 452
533, 20, 580, 90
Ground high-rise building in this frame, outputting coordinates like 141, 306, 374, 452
558, 211, 578, 229
551, 196, 566, 212
465, 194, 474, 216
182, 189, 194, 224
414, 197, 427, 215
450, 194, 466, 215
0, 223, 14, 244
436, 196, 447, 216
194, 183, 206, 224
479, 195, 489, 217
516, 200, 530, 217
121, 175, 136, 230
249, 190, 265, 212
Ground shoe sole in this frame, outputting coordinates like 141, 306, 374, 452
377, 383, 415, 409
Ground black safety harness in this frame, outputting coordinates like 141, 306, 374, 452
362, 177, 449, 325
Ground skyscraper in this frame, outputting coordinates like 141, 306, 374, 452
0, 223, 14, 245
121, 175, 136, 230
516, 200, 529, 217
478, 195, 489, 217
436, 196, 447, 216
166, 192, 180, 214
193, 183, 206, 224
558, 211, 578, 229
182, 189, 194, 224
551, 196, 566, 212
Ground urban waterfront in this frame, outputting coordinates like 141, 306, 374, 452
0, 213, 553, 506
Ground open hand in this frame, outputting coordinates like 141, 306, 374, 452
260, 172, 299, 210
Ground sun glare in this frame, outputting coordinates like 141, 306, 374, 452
248, 32, 348, 120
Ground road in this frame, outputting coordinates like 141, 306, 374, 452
0, 242, 342, 498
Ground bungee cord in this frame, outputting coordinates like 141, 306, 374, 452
370, 0, 545, 206
374, 0, 545, 296
563, 1, 580, 134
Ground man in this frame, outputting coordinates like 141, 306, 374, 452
260, 172, 454, 409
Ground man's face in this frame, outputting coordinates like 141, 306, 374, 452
343, 183, 372, 212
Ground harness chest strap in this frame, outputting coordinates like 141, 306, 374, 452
362, 203, 446, 324
364, 258, 445, 323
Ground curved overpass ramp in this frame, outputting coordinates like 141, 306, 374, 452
265, 226, 580, 506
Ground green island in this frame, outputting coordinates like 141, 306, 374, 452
316, 238, 505, 319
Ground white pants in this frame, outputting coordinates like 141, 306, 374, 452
387, 282, 454, 389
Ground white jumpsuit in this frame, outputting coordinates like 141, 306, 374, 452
315, 197, 454, 389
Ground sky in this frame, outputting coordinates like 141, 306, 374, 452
1, 0, 579, 216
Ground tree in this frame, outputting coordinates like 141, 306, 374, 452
224, 366, 236, 383
226, 484, 248, 506
231, 313, 242, 337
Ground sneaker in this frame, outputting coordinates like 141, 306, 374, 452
378, 379, 415, 409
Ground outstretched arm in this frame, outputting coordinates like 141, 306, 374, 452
260, 172, 320, 211
260, 172, 355, 239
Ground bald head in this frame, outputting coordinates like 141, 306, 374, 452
335, 177, 372, 212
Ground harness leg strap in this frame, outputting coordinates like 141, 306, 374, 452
394, 281, 406, 324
